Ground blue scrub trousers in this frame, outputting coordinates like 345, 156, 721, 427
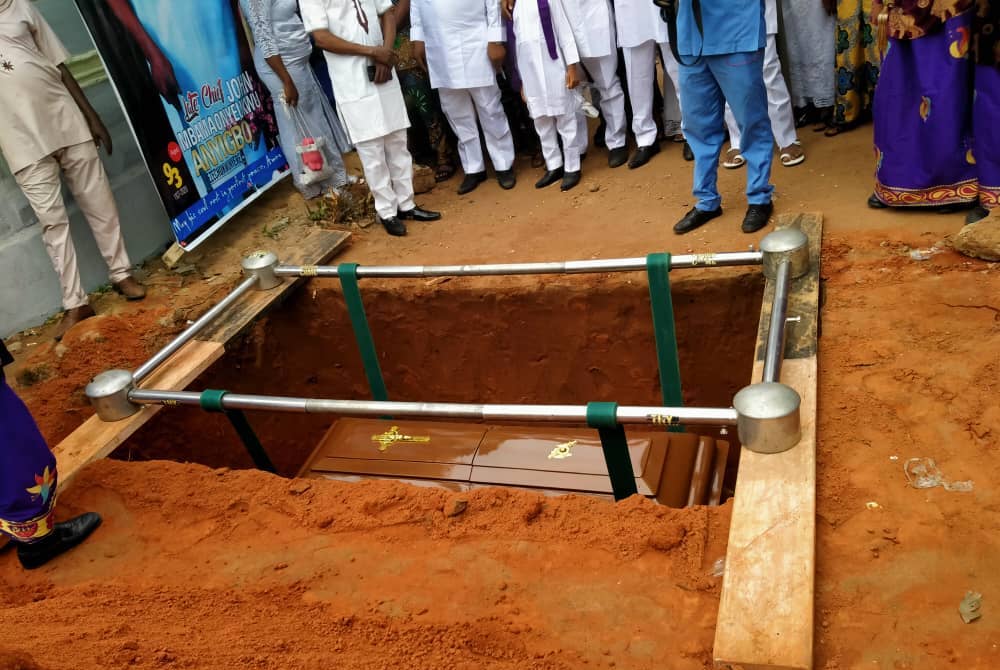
679, 50, 774, 211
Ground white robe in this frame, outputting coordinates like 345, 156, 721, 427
513, 0, 580, 119
300, 0, 409, 145
409, 0, 504, 90
612, 0, 668, 49
562, 0, 616, 59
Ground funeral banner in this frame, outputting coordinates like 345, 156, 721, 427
75, 0, 288, 249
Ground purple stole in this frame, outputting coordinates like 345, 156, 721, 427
537, 0, 558, 60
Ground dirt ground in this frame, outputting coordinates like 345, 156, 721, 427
2, 125, 1000, 669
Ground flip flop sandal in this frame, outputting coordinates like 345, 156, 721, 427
671, 134, 686, 143
722, 148, 745, 169
823, 125, 842, 137
435, 164, 456, 182
780, 146, 805, 167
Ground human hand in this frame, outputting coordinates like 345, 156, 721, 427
149, 51, 181, 111
370, 46, 400, 67
566, 63, 582, 89
502, 0, 515, 20
374, 63, 392, 84
488, 42, 506, 71
89, 116, 114, 155
412, 40, 428, 71
283, 79, 299, 107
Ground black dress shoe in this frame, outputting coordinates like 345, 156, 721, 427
560, 170, 581, 191
608, 146, 629, 168
628, 143, 660, 169
535, 167, 563, 189
17, 512, 102, 570
496, 169, 517, 190
399, 206, 441, 221
742, 202, 774, 233
457, 171, 487, 195
966, 205, 990, 225
379, 216, 408, 236
682, 142, 694, 161
674, 206, 723, 234
867, 193, 887, 209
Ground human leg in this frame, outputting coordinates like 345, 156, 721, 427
710, 50, 775, 207
583, 54, 627, 151
13, 154, 89, 310
383, 128, 416, 214
622, 41, 658, 147
468, 84, 516, 172
678, 58, 727, 211
355, 135, 398, 220
438, 87, 487, 175
58, 143, 134, 284
1, 379, 102, 570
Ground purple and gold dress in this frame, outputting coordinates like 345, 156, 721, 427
0, 342, 58, 543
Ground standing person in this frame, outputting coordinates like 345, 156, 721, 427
512, 0, 584, 191
869, 0, 997, 223
390, 0, 459, 182
561, 0, 629, 168
613, 0, 684, 169
240, 0, 352, 199
1, 340, 103, 570
826, 0, 879, 135
722, 0, 804, 170
670, 0, 776, 235
300, 0, 441, 236
409, 0, 517, 194
0, 0, 146, 341
779, 0, 835, 126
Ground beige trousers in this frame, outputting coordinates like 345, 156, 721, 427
14, 141, 131, 310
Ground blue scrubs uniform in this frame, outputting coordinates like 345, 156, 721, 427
676, 0, 774, 211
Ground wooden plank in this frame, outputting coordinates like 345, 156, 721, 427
197, 228, 351, 344
54, 340, 225, 490
713, 212, 822, 670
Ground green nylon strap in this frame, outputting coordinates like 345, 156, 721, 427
199, 390, 276, 474
646, 253, 684, 432
586, 402, 638, 501
338, 263, 389, 402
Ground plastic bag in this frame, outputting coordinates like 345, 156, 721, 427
288, 104, 335, 186
903, 457, 974, 492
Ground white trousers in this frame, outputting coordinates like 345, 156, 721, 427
355, 128, 416, 220
14, 141, 131, 310
582, 54, 627, 150
535, 111, 581, 173
622, 40, 683, 147
438, 85, 515, 174
725, 35, 798, 150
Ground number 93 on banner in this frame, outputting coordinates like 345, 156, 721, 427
162, 162, 184, 190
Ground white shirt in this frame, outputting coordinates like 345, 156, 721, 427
0, 0, 92, 173
562, 0, 616, 59
765, 0, 778, 36
613, 0, 669, 48
300, 0, 409, 144
409, 0, 503, 90
513, 0, 579, 118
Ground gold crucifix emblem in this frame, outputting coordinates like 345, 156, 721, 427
548, 440, 577, 460
371, 426, 430, 453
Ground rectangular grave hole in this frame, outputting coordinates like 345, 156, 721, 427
117, 270, 763, 506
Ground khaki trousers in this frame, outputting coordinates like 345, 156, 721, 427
14, 141, 131, 310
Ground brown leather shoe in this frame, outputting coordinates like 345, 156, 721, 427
114, 276, 146, 300
54, 305, 97, 342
